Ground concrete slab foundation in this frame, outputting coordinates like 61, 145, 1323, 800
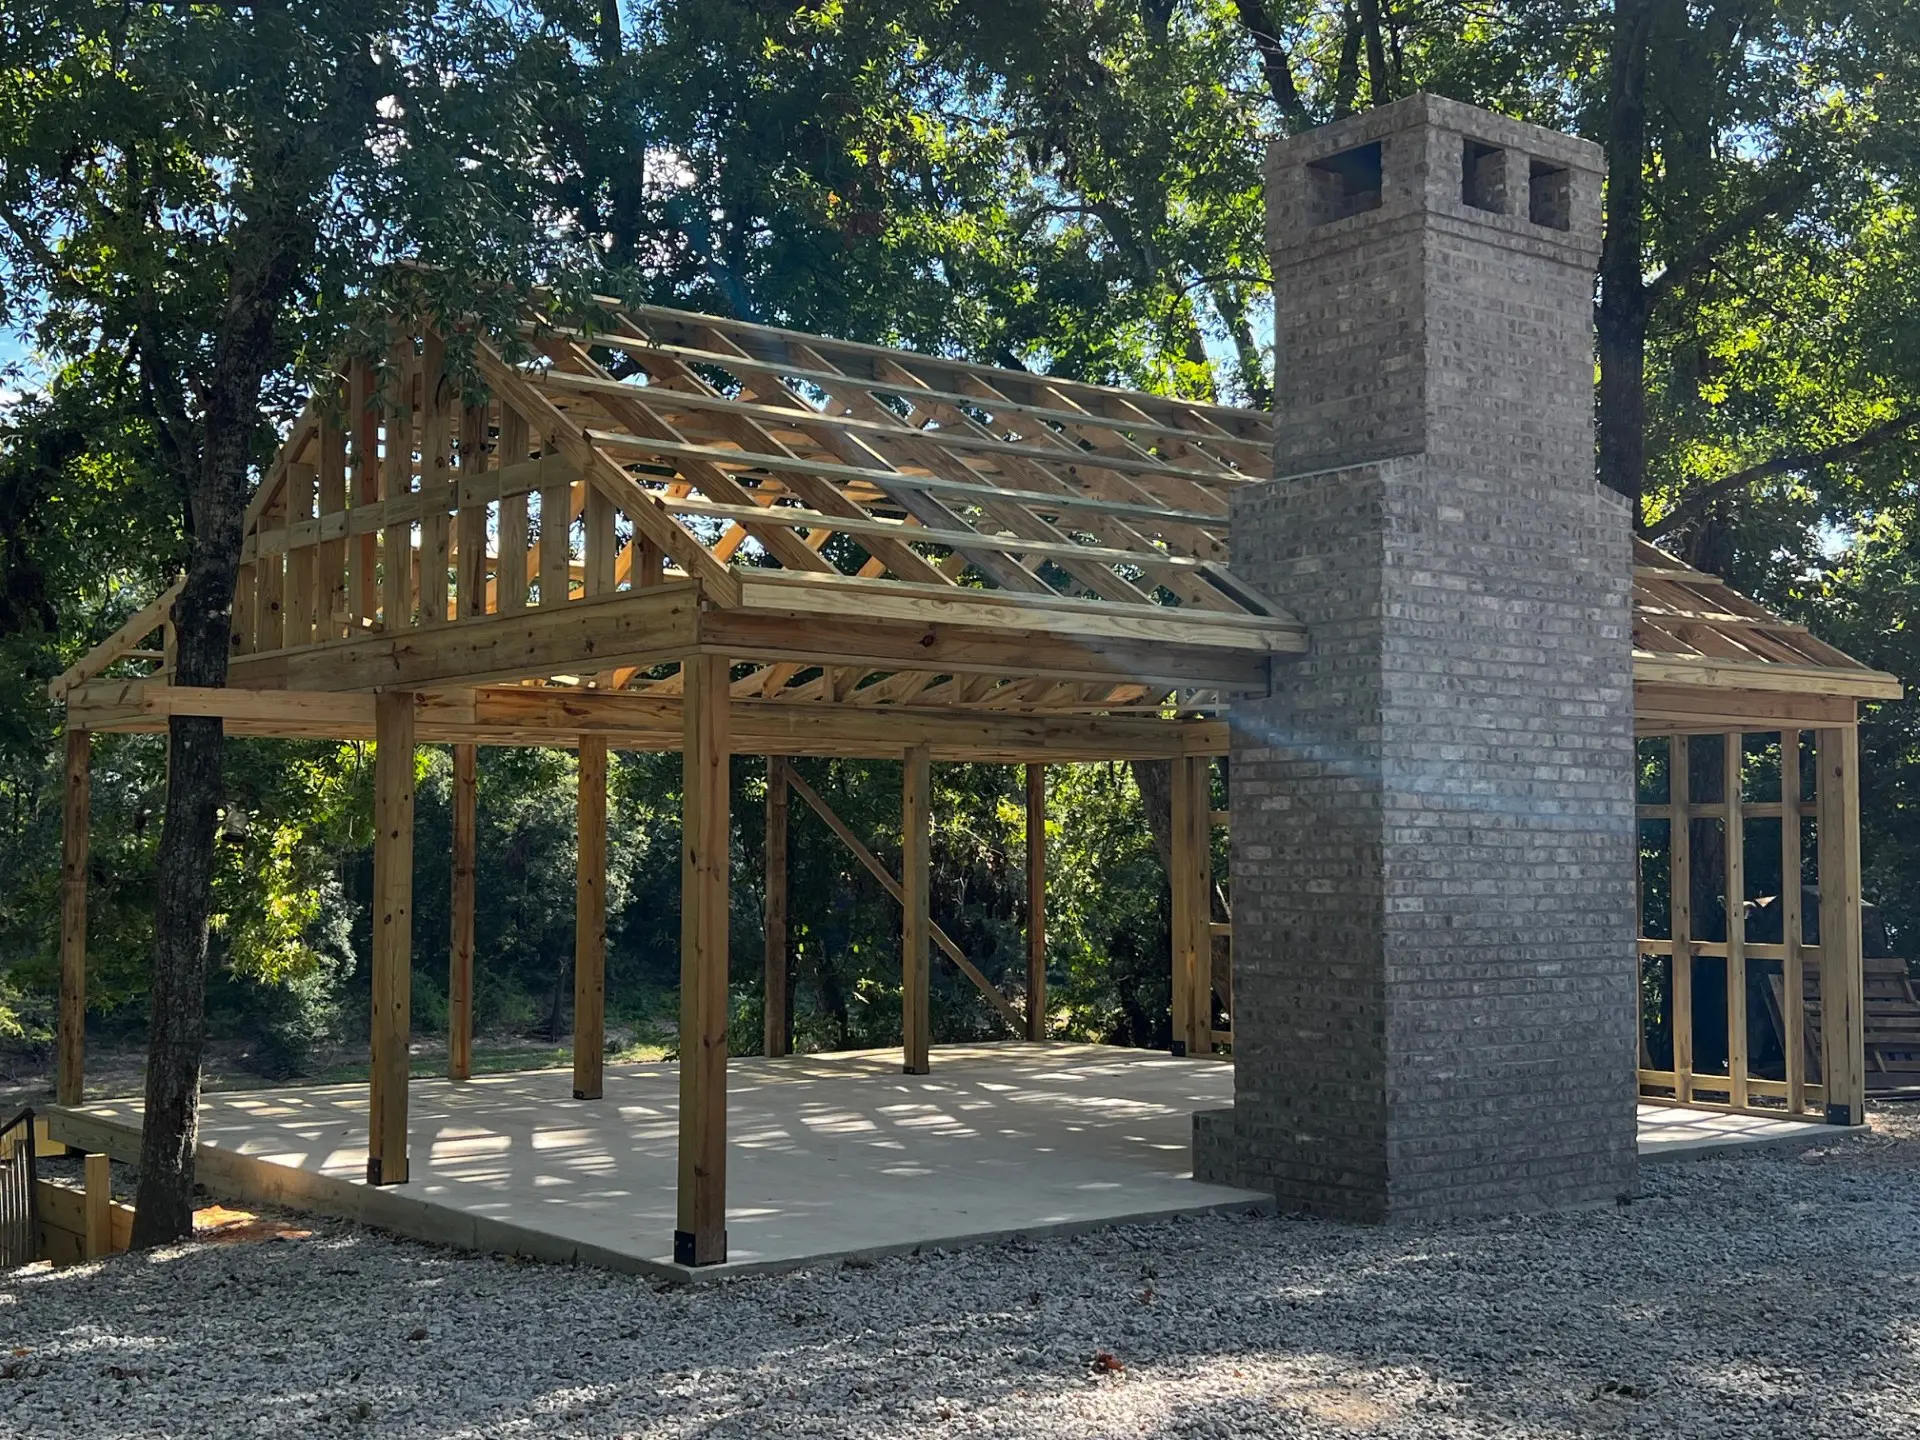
1636, 1103, 1860, 1162
46, 1043, 1270, 1281
44, 1046, 1839, 1281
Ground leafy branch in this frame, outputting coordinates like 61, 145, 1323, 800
1646, 408, 1920, 539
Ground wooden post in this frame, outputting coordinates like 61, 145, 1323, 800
1724, 732, 1747, 1108
1025, 762, 1047, 1043
369, 690, 416, 1186
57, 728, 90, 1106
1817, 725, 1866, 1126
83, 1151, 111, 1261
901, 745, 932, 1075
1669, 736, 1693, 1103
1782, 730, 1805, 1112
449, 742, 477, 1082
676, 654, 731, 1266
1170, 754, 1210, 1056
763, 755, 790, 1058
573, 734, 609, 1100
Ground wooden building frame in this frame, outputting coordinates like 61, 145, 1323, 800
48, 302, 1900, 1262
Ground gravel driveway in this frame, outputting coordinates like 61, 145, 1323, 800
5, 1109, 1919, 1439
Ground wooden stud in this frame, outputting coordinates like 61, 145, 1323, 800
1817, 725, 1866, 1125
763, 755, 790, 1058
457, 403, 490, 620
1170, 753, 1210, 1056
318, 401, 349, 637
56, 728, 90, 1106
369, 690, 416, 1186
573, 733, 608, 1100
350, 356, 381, 625
83, 1151, 111, 1261
1669, 736, 1693, 1103
449, 741, 477, 1082
256, 483, 286, 650
676, 653, 730, 1267
1782, 729, 1805, 1112
538, 471, 573, 609
284, 462, 318, 647
585, 484, 615, 598
901, 743, 932, 1076
381, 348, 415, 631
1724, 732, 1748, 1108
231, 562, 256, 657
637, 538, 664, 589
419, 333, 451, 625
497, 407, 531, 613
1025, 762, 1047, 1042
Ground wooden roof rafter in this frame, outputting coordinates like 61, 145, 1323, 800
1631, 538, 1899, 701
56, 299, 1899, 745
134, 299, 1300, 715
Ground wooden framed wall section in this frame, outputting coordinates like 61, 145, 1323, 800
1635, 724, 1865, 1124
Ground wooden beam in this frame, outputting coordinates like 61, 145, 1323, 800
449, 742, 477, 1082
700, 609, 1272, 692
763, 756, 790, 1058
471, 340, 743, 609
544, 369, 1244, 500
1724, 734, 1747, 1109
369, 691, 416, 1186
676, 653, 730, 1266
901, 744, 932, 1075
1025, 762, 1046, 1042
1635, 683, 1857, 733
227, 582, 700, 693
1634, 655, 1902, 701
57, 729, 89, 1106
1670, 737, 1693, 1104
1170, 754, 1211, 1056
1817, 726, 1866, 1125
784, 769, 1024, 1032
1782, 729, 1805, 1113
734, 571, 1299, 651
67, 679, 1232, 763
48, 583, 180, 699
574, 734, 609, 1099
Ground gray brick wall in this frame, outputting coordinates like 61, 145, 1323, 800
1203, 93, 1638, 1220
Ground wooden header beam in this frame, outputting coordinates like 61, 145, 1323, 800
68, 681, 1231, 762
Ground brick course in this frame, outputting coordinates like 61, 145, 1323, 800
1199, 94, 1638, 1220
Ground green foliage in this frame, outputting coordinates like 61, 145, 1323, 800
2, 0, 1920, 1080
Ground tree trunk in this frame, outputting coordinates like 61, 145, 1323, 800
130, 493, 247, 1243
1331, 5, 1364, 118
131, 197, 313, 1247
1357, 0, 1393, 105
1130, 758, 1174, 871
1596, 0, 1654, 514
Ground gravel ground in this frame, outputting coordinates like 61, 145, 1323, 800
6, 1110, 1920, 1439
